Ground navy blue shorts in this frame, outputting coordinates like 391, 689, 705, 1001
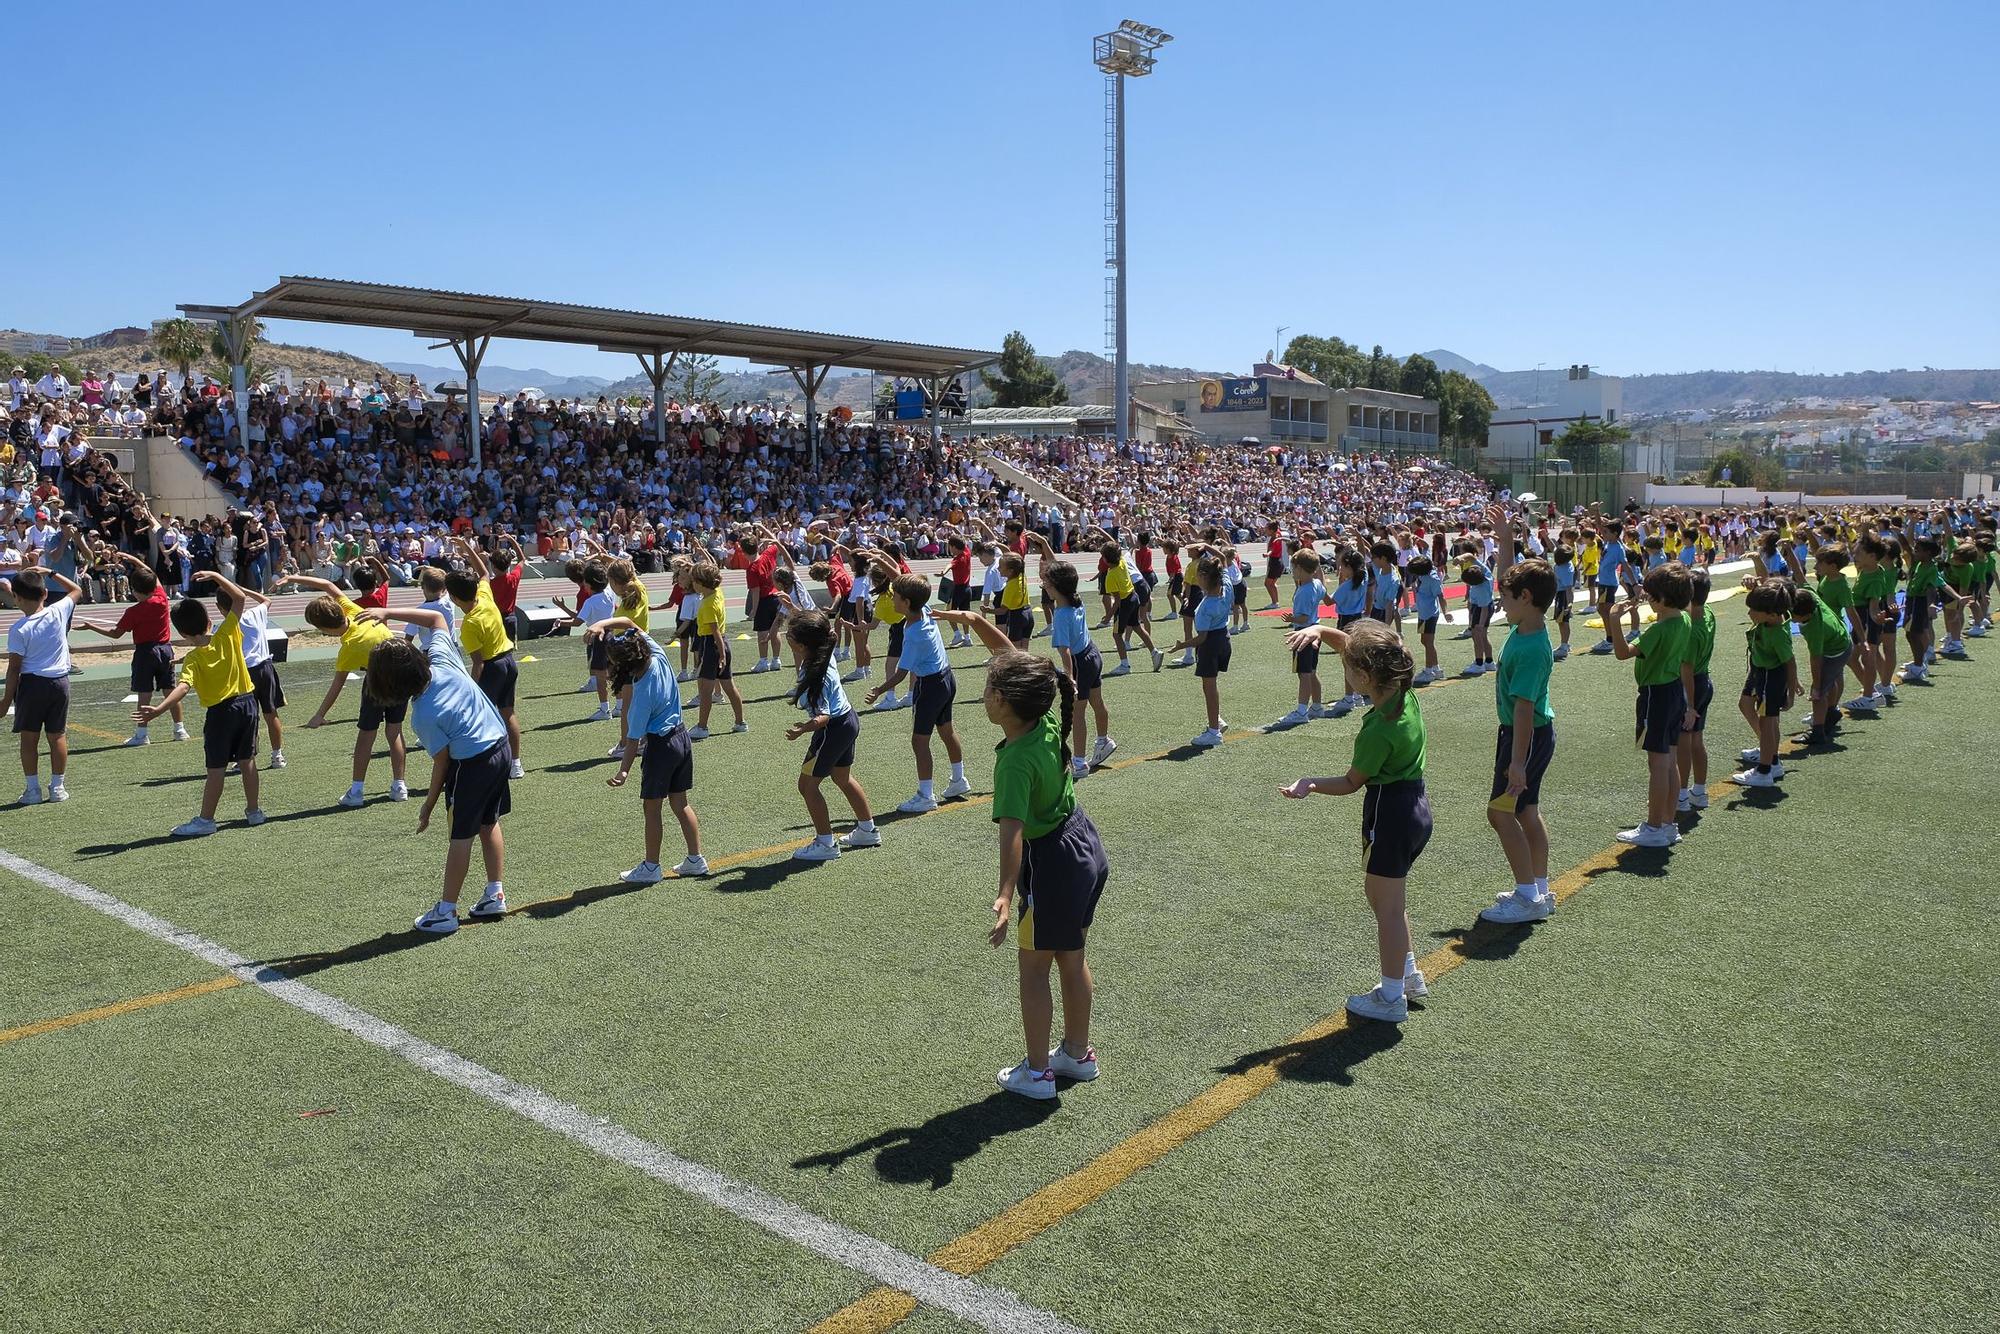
1814, 650, 1849, 704
1231, 582, 1247, 607
1180, 583, 1202, 617
753, 594, 782, 632
805, 709, 859, 776
1336, 613, 1362, 632
1362, 779, 1432, 879
587, 637, 611, 671
1742, 664, 1788, 719
910, 668, 955, 736
1195, 627, 1231, 678
477, 652, 518, 711
202, 693, 259, 770
358, 691, 407, 732
1490, 723, 1556, 811
948, 579, 973, 612
887, 622, 905, 659
698, 635, 731, 681
1071, 644, 1103, 698
443, 739, 512, 841
1114, 596, 1141, 633
130, 642, 175, 693
639, 726, 692, 799
250, 659, 285, 713
1294, 643, 1320, 675
1001, 608, 1034, 643
1635, 680, 1684, 753
1688, 673, 1713, 733
1018, 808, 1107, 953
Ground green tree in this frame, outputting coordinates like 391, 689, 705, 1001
1396, 353, 1442, 403
1905, 445, 1948, 472
18, 352, 83, 385
1436, 370, 1495, 446
1706, 450, 1750, 486
1981, 427, 2000, 465
670, 353, 725, 404
151, 318, 209, 383
980, 331, 1067, 408
1363, 344, 1401, 391
204, 316, 268, 385
1549, 418, 1633, 473
1836, 435, 1867, 475
1280, 333, 1366, 389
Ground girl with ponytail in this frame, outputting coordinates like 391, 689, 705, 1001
1277, 618, 1433, 1026
935, 606, 1109, 1103
782, 610, 879, 862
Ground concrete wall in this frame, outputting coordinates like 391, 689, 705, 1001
140, 436, 237, 522
1644, 484, 1913, 507
980, 453, 1077, 510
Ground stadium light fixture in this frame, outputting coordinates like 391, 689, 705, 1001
1094, 20, 1172, 453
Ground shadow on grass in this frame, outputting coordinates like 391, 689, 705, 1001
72, 800, 422, 855
1579, 844, 1674, 882
542, 754, 620, 775
137, 773, 207, 787
249, 927, 451, 980
512, 879, 645, 920
1721, 786, 1789, 815
791, 1091, 1060, 1189
1216, 1018, 1404, 1087
532, 716, 608, 734
1146, 742, 1217, 764
707, 855, 838, 894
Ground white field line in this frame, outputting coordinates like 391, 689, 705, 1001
0, 848, 1084, 1334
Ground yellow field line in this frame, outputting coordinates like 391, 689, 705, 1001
0, 974, 242, 1046
804, 744, 1786, 1334
68, 720, 129, 743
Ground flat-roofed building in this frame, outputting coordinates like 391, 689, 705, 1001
1130, 362, 1438, 452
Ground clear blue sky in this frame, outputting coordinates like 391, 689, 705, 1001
13, 0, 1997, 380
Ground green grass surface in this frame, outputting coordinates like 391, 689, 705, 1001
3, 601, 1995, 1332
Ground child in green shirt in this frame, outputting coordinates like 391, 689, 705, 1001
1735, 581, 1800, 787
1789, 587, 1852, 746
1676, 568, 1718, 814
1604, 562, 1697, 849
1280, 619, 1431, 1024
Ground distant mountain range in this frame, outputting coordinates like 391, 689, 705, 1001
382, 361, 614, 400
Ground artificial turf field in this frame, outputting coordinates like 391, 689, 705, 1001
2, 590, 1995, 1333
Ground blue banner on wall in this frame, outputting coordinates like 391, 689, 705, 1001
1197, 377, 1267, 412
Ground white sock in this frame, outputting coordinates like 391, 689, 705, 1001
49, 774, 64, 788
1402, 952, 1418, 977
23, 776, 40, 790
857, 819, 876, 831
1534, 877, 1549, 899
950, 762, 966, 782
1515, 881, 1537, 900
348, 780, 364, 794
816, 832, 836, 846
1379, 974, 1405, 1002
917, 779, 933, 798
1691, 783, 1705, 795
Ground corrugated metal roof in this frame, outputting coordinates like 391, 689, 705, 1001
183, 277, 998, 379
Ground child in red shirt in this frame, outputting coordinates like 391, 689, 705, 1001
76, 556, 187, 745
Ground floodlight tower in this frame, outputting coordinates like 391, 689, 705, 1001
1095, 20, 1171, 453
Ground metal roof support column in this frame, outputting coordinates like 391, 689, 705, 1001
637, 351, 679, 445
788, 363, 831, 467
218, 316, 253, 463
452, 335, 490, 468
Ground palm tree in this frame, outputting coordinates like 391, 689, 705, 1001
206, 316, 266, 385
151, 318, 208, 383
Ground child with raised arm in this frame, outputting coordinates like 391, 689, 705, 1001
591, 617, 706, 881
356, 606, 511, 934
687, 562, 748, 740
1603, 561, 1695, 848
865, 573, 971, 812
0, 568, 82, 805
74, 554, 187, 746
1279, 619, 1431, 1023
941, 607, 1107, 1100
278, 571, 409, 806
444, 551, 525, 778
1478, 507, 1560, 924
1036, 559, 1114, 777
782, 609, 879, 862
550, 563, 616, 718
136, 571, 265, 837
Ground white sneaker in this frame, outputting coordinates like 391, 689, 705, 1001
621, 860, 664, 884
686, 725, 711, 741
1404, 968, 1429, 998
172, 724, 190, 742
388, 780, 409, 802
1176, 649, 1195, 667
268, 751, 286, 770
412, 902, 459, 935
1968, 625, 1989, 638
874, 694, 900, 711
939, 775, 973, 800
1732, 767, 1777, 788
1879, 683, 1898, 700
676, 669, 694, 683
1615, 822, 1681, 847
1280, 707, 1310, 725
671, 855, 710, 878
897, 792, 938, 813
1046, 1043, 1099, 1081
730, 721, 749, 734
1150, 648, 1165, 672
46, 783, 69, 803
16, 786, 41, 806
1687, 786, 1709, 809
1589, 639, 1615, 655
996, 1060, 1059, 1100
1191, 727, 1223, 748
577, 678, 596, 693
1676, 789, 1693, 813
244, 808, 265, 826
1768, 760, 1786, 780
1480, 890, 1553, 924
468, 887, 507, 919
509, 759, 524, 779
607, 741, 628, 758
1345, 986, 1408, 1023
842, 666, 870, 683
1459, 663, 1486, 678
1411, 667, 1437, 685
793, 837, 841, 862
1090, 736, 1118, 768
1071, 758, 1090, 779
1107, 660, 1132, 677
171, 815, 217, 838
840, 824, 883, 849
609, 701, 622, 719
1844, 695, 1879, 712
1738, 747, 1765, 764
124, 730, 150, 747
338, 788, 366, 808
